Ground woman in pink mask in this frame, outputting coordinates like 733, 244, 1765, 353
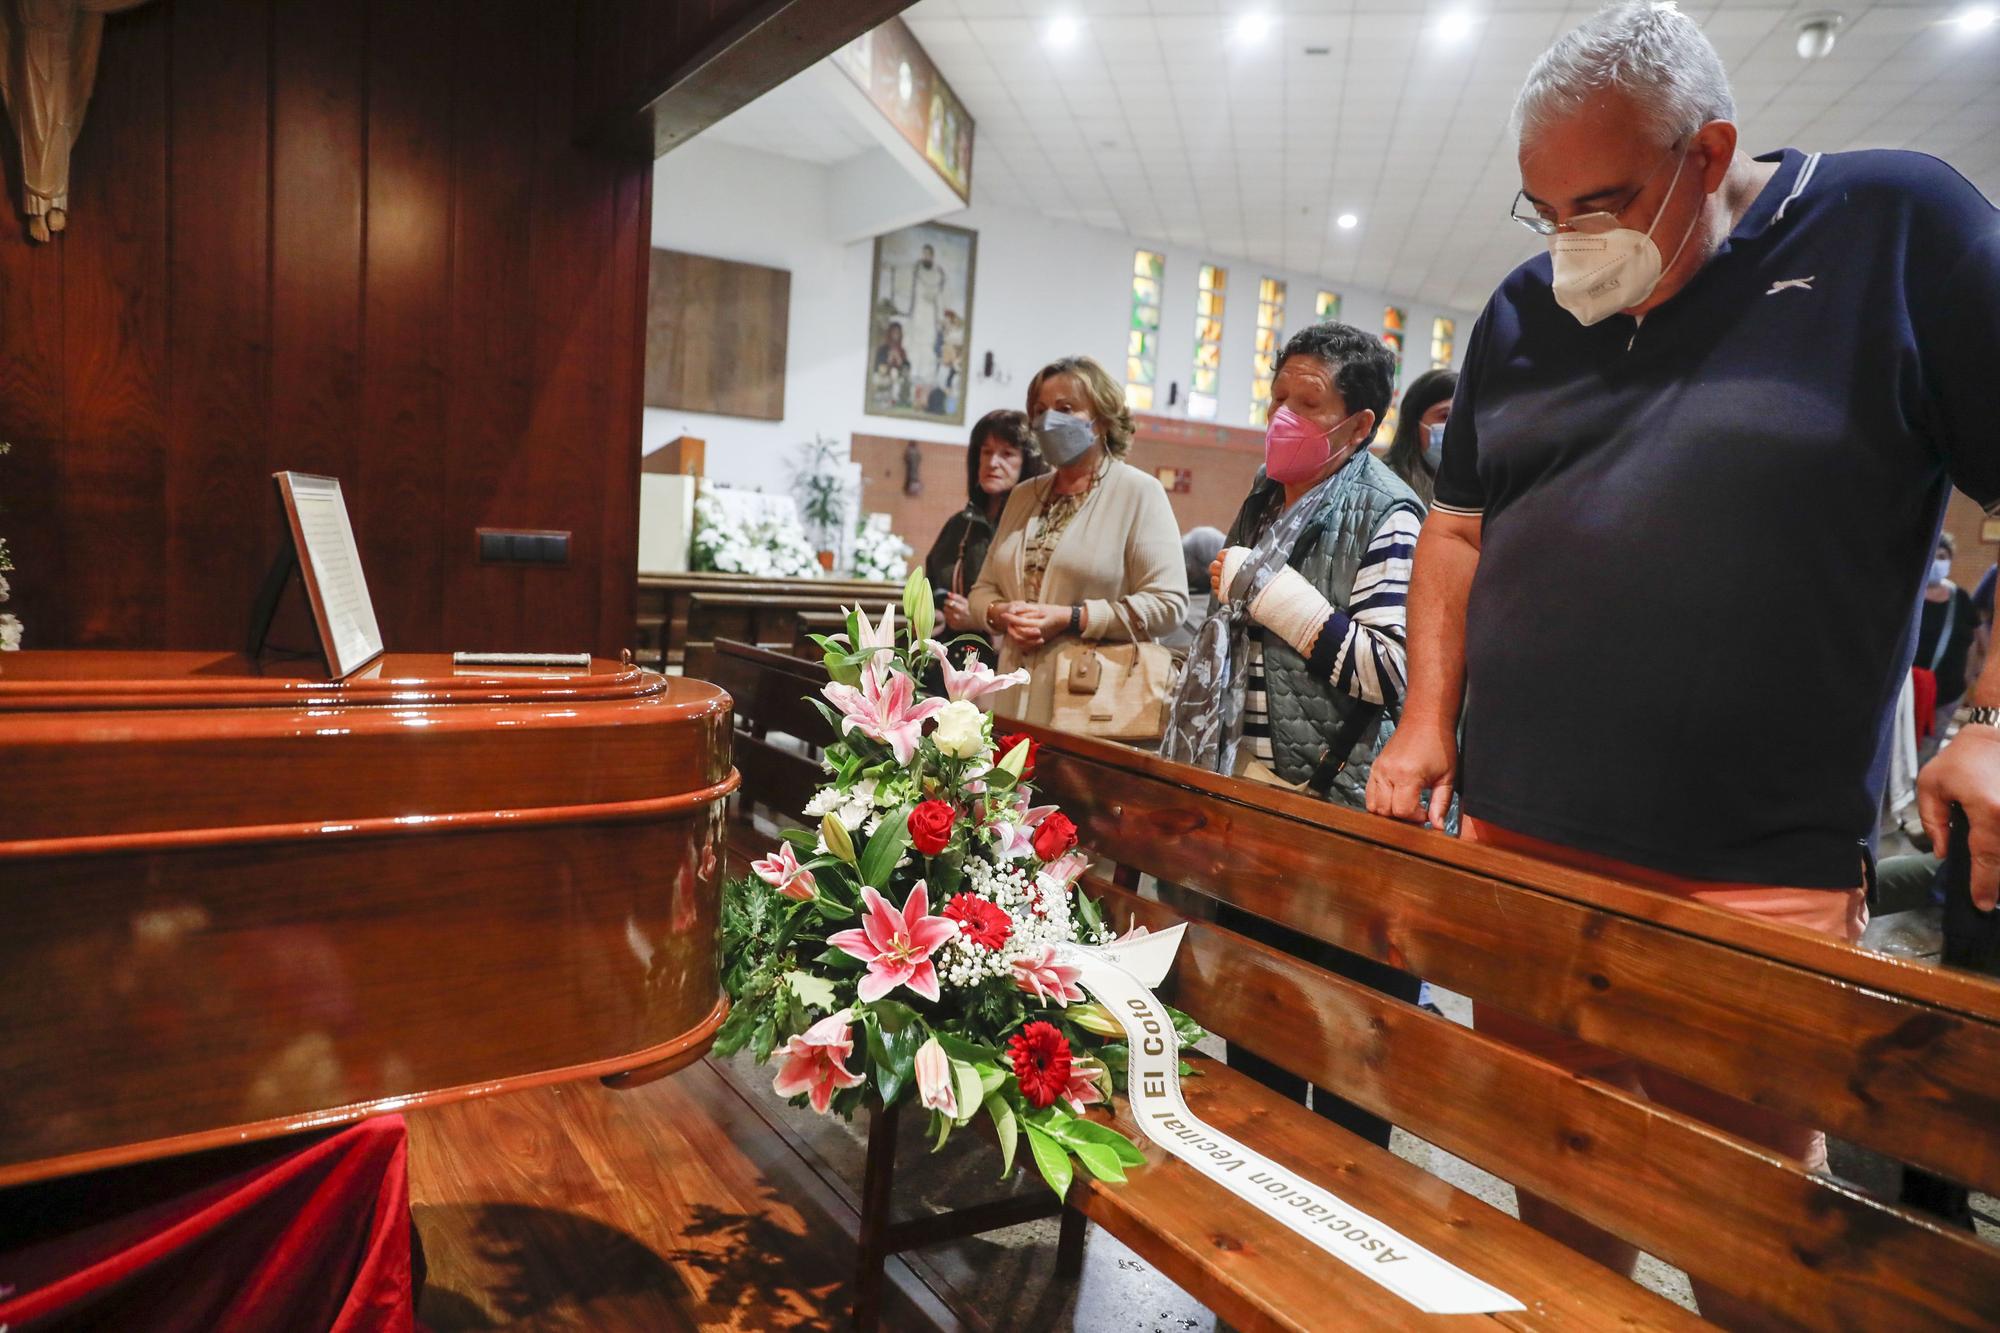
1161, 322, 1424, 1146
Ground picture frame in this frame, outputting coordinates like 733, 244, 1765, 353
864, 220, 977, 427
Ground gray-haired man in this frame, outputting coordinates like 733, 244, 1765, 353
1368, 1, 2000, 1319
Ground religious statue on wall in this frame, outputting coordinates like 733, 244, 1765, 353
0, 0, 152, 242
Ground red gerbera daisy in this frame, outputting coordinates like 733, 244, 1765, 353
942, 893, 1012, 950
1008, 1021, 1073, 1110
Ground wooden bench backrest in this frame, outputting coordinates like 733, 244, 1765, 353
636, 573, 897, 667
712, 640, 2000, 1330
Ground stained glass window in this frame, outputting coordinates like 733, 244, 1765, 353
1189, 264, 1227, 420
1315, 290, 1341, 322
1430, 316, 1455, 370
1381, 305, 1406, 387
1126, 250, 1166, 411
1249, 277, 1286, 426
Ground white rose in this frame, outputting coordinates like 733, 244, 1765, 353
931, 699, 987, 759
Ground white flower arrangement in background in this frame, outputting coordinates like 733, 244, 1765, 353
690, 484, 821, 579
851, 516, 913, 584
0, 441, 19, 651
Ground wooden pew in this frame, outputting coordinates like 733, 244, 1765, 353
635, 572, 897, 669
710, 639, 2000, 1331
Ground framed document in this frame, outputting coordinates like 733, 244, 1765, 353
273, 472, 384, 678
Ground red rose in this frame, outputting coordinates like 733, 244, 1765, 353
907, 799, 956, 856
995, 732, 1039, 780
1008, 1020, 1073, 1110
943, 893, 1012, 950
1031, 811, 1078, 863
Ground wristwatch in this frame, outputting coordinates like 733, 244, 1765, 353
1068, 605, 1083, 634
1966, 706, 2000, 729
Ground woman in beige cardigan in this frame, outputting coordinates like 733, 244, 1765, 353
968, 355, 1188, 725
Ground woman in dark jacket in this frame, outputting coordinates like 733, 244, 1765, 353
922, 409, 1046, 644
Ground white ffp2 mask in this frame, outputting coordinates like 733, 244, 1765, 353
1548, 149, 1701, 327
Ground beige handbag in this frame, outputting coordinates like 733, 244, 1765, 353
1048, 604, 1178, 742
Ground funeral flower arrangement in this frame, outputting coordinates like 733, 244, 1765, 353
691, 485, 821, 578
849, 519, 912, 584
716, 571, 1202, 1196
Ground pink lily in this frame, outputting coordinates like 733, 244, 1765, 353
829, 882, 960, 1003
771, 1009, 865, 1114
1038, 850, 1089, 888
914, 1036, 956, 1116
823, 667, 944, 766
1062, 1057, 1110, 1114
751, 842, 816, 900
940, 649, 1030, 704
990, 798, 1058, 861
1011, 943, 1086, 1007
848, 602, 898, 681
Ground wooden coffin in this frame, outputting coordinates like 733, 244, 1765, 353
0, 651, 734, 1188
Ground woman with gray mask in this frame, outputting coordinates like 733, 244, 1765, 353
968, 354, 1187, 726
1380, 367, 1456, 508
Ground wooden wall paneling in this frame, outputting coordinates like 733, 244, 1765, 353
0, 49, 68, 647
56, 2, 169, 649
644, 249, 790, 421
442, 0, 543, 651
599, 169, 652, 658
516, 0, 597, 653
358, 0, 455, 649
271, 2, 366, 485
163, 0, 272, 649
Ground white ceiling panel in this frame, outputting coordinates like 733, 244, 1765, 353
720, 2, 2000, 313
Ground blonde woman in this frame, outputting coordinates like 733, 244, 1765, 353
968, 355, 1187, 725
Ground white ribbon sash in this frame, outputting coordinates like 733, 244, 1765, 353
1065, 928, 1523, 1316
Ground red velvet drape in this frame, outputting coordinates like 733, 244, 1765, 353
0, 1116, 415, 1332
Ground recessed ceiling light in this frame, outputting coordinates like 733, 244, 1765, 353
1236, 13, 1272, 43
1336, 213, 1359, 230
1955, 4, 1998, 32
1045, 15, 1079, 48
1436, 8, 1477, 41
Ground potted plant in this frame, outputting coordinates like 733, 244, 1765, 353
792, 435, 851, 572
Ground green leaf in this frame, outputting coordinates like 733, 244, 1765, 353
779, 827, 818, 851
935, 1032, 1003, 1066
950, 1060, 985, 1127
985, 1093, 1020, 1178
932, 1108, 953, 1152
783, 970, 838, 1014
1072, 1141, 1127, 1184
824, 647, 861, 688
977, 1064, 1008, 1102
814, 944, 865, 972
1054, 1117, 1147, 1167
864, 1006, 924, 1107
1023, 1123, 1074, 1200
859, 808, 914, 889
710, 998, 760, 1057
1075, 889, 1107, 938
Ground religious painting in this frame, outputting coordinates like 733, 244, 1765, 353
865, 220, 977, 427
832, 17, 974, 203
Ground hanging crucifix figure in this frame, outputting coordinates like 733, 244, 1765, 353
0, 0, 150, 242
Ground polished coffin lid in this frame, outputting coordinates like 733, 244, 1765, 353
1, 652, 734, 848
0, 652, 736, 1186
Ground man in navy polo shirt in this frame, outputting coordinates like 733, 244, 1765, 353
1367, 0, 2000, 1317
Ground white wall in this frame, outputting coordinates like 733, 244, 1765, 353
645, 137, 1480, 491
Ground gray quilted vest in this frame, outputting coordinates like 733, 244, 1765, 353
1224, 454, 1424, 807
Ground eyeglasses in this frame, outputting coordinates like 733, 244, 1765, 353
1508, 140, 1685, 237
